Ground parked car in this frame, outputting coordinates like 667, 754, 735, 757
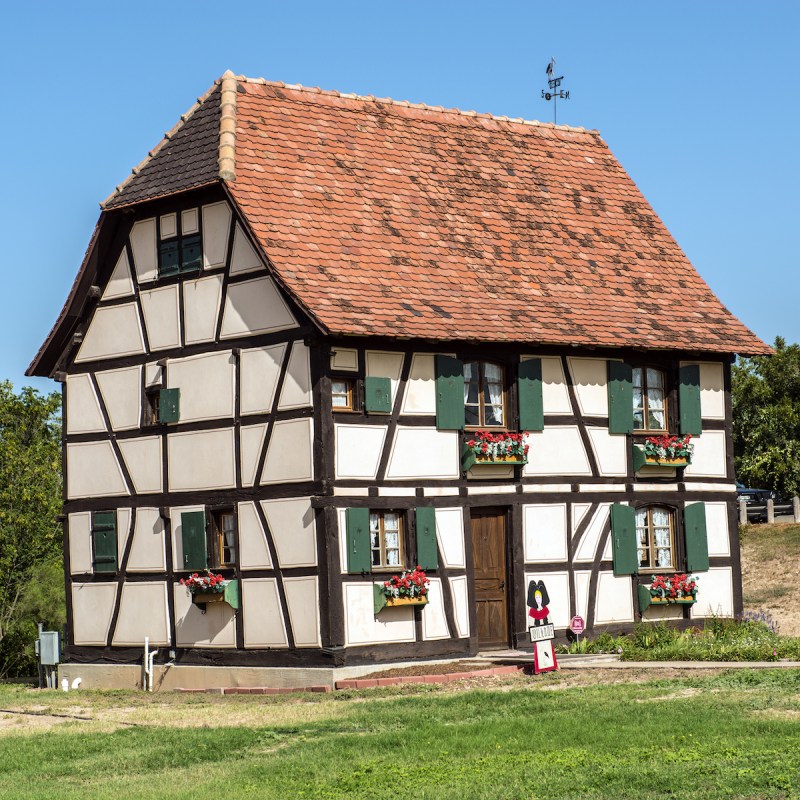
736, 482, 783, 522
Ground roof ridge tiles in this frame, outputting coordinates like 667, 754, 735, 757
234, 74, 595, 134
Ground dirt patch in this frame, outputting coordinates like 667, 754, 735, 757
360, 660, 499, 678
740, 523, 800, 636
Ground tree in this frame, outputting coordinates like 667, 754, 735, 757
0, 382, 62, 676
732, 337, 800, 498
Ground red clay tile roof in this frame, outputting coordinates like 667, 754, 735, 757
226, 79, 768, 354
30, 75, 770, 376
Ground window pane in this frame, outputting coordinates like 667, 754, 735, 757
465, 405, 480, 426
386, 548, 400, 566
634, 409, 645, 429
484, 363, 502, 382
647, 388, 664, 410
369, 514, 379, 532
656, 547, 672, 568
485, 405, 504, 426
633, 387, 644, 410
651, 508, 669, 527
465, 379, 479, 405
648, 409, 666, 430
635, 509, 647, 526
647, 368, 664, 389
632, 367, 643, 388
464, 362, 477, 381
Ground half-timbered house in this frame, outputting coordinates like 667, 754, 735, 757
28, 72, 770, 688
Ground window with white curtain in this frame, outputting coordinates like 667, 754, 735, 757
633, 367, 667, 432
464, 361, 506, 427
369, 511, 404, 570
635, 506, 675, 570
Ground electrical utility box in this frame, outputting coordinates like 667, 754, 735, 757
39, 631, 60, 665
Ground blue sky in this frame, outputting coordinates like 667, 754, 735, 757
3, 1, 797, 393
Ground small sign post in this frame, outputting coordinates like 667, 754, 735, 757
569, 615, 585, 645
527, 579, 559, 675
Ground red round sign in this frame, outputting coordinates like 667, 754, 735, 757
569, 615, 585, 635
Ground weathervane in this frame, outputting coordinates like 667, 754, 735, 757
541, 58, 570, 124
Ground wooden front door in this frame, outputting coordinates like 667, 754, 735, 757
471, 509, 509, 649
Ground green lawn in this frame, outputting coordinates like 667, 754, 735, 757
1, 670, 799, 799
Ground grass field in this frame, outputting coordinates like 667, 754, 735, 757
1, 669, 799, 799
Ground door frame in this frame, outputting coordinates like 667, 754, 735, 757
468, 505, 514, 650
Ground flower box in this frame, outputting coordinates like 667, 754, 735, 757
462, 431, 529, 471
638, 574, 698, 614
181, 571, 240, 612
373, 567, 430, 613
385, 596, 429, 608
633, 435, 693, 472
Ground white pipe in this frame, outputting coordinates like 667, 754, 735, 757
148, 648, 159, 692
143, 637, 150, 691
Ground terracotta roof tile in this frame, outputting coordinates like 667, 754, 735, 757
225, 78, 768, 354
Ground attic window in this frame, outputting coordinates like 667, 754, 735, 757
158, 222, 201, 277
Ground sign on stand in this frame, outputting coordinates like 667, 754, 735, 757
527, 579, 559, 675
569, 615, 585, 636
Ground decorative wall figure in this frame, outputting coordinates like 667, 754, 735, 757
527, 578, 558, 675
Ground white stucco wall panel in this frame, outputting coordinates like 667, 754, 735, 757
112, 582, 170, 646
261, 497, 317, 568
594, 572, 634, 625
240, 344, 286, 416
575, 504, 613, 563
574, 571, 591, 622
401, 353, 436, 414
335, 424, 387, 480
66, 374, 106, 435
202, 201, 232, 269
330, 348, 358, 372
283, 577, 321, 647
449, 576, 471, 638
523, 504, 568, 563
237, 501, 272, 570
67, 441, 128, 499
386, 427, 459, 480
95, 366, 142, 431
140, 284, 181, 351
118, 436, 163, 494
242, 579, 288, 647
72, 583, 117, 645
522, 355, 572, 414
75, 303, 145, 363
127, 508, 166, 572
586, 427, 628, 477
684, 430, 728, 478
168, 429, 237, 492
101, 249, 134, 301
704, 501, 731, 557
183, 274, 224, 345
181, 208, 199, 234
681, 361, 726, 420
278, 342, 313, 410
524, 426, 592, 477
261, 418, 314, 485
568, 357, 609, 417
129, 218, 158, 283
240, 424, 268, 488
421, 578, 450, 640
690, 567, 734, 618
229, 223, 264, 275
167, 351, 235, 422
435, 508, 466, 568
343, 583, 416, 646
117, 508, 132, 564
159, 213, 177, 239
220, 276, 297, 338
69, 512, 93, 574
174, 584, 236, 648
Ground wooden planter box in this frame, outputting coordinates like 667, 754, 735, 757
633, 444, 691, 472
638, 584, 697, 613
189, 579, 240, 612
462, 444, 527, 472
373, 583, 429, 613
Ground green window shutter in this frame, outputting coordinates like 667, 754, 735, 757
415, 507, 438, 570
518, 358, 544, 432
608, 361, 633, 434
364, 376, 392, 413
159, 388, 180, 424
632, 444, 647, 473
158, 240, 179, 276
92, 511, 118, 573
679, 364, 702, 435
610, 504, 637, 576
180, 235, 202, 272
345, 508, 371, 574
181, 511, 208, 571
684, 502, 709, 572
435, 355, 465, 431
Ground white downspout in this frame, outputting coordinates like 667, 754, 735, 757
143, 637, 149, 691
148, 647, 159, 692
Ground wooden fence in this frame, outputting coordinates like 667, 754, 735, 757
738, 497, 800, 525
